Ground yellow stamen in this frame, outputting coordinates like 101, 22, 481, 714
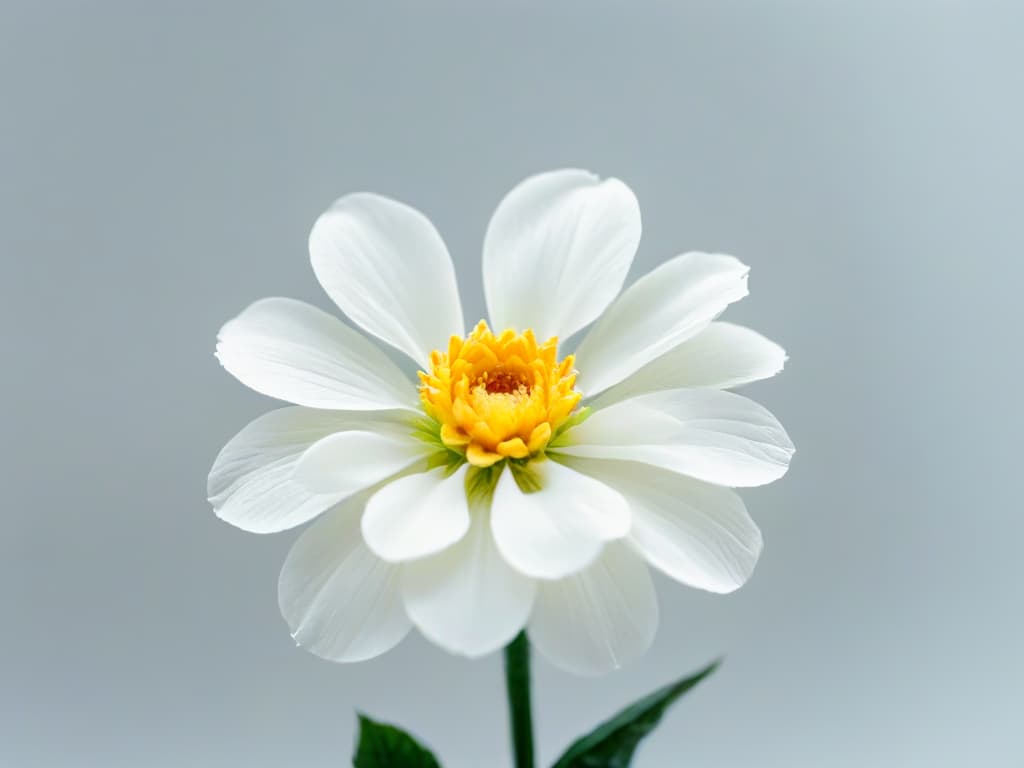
419, 321, 581, 467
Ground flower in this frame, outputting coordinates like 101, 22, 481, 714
209, 169, 793, 676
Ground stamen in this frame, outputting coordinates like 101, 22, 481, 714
481, 371, 527, 395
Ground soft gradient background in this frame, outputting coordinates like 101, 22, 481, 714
4, 2, 1022, 766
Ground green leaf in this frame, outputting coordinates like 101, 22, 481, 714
353, 714, 443, 768
551, 659, 720, 768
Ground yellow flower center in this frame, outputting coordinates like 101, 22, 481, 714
418, 321, 582, 467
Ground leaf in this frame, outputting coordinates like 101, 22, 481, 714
551, 659, 720, 768
352, 714, 443, 768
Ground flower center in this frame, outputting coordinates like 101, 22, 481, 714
418, 320, 581, 467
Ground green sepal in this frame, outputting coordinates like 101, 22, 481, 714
509, 458, 543, 494
410, 416, 446, 449
410, 415, 467, 476
423, 448, 466, 475
465, 463, 502, 505
550, 659, 720, 768
444, 450, 467, 473
550, 406, 592, 446
352, 714, 443, 768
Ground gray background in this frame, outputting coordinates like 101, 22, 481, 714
3, 1, 1022, 766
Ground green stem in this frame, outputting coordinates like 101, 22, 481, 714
503, 631, 535, 768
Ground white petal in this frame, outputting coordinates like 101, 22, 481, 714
490, 461, 630, 580
552, 389, 794, 488
216, 297, 417, 411
528, 542, 658, 676
561, 458, 762, 593
575, 253, 751, 398
293, 429, 436, 495
278, 495, 411, 663
208, 407, 409, 534
362, 464, 471, 562
403, 505, 536, 657
483, 169, 641, 341
593, 322, 787, 409
309, 193, 464, 367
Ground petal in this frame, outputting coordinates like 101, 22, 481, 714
552, 389, 794, 487
215, 297, 417, 411
561, 458, 762, 593
575, 253, 751, 398
483, 169, 641, 341
592, 322, 787, 409
362, 464, 471, 562
208, 406, 409, 534
309, 193, 464, 367
278, 495, 412, 663
528, 542, 658, 676
293, 429, 436, 495
402, 505, 536, 657
490, 461, 630, 580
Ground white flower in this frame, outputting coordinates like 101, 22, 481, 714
209, 169, 793, 676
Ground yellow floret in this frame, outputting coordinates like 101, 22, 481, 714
418, 321, 581, 467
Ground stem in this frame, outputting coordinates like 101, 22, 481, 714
503, 631, 535, 768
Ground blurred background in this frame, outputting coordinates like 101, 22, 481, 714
3, 1, 1022, 766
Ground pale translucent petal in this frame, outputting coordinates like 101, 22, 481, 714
309, 193, 464, 366
483, 169, 641, 341
362, 464, 471, 562
208, 406, 410, 534
561, 457, 762, 593
215, 297, 417, 411
575, 253, 750, 398
593, 322, 787, 408
490, 461, 630, 580
528, 542, 658, 676
553, 389, 793, 488
278, 495, 411, 663
403, 505, 536, 657
293, 429, 436, 495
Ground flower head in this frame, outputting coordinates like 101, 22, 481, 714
420, 321, 579, 467
209, 170, 793, 676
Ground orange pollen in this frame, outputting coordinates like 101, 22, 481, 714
418, 320, 582, 468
